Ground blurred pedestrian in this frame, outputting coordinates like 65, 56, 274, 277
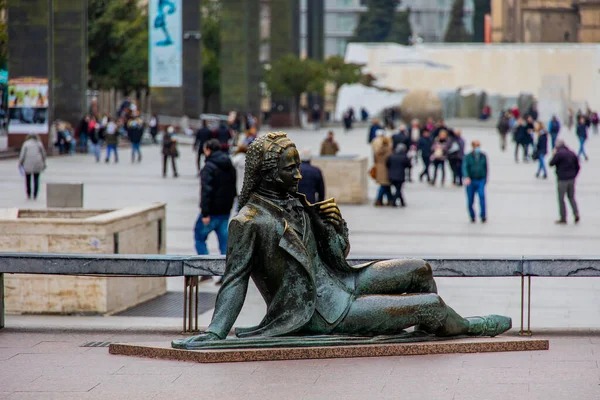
320, 131, 339, 156
548, 115, 561, 149
78, 115, 89, 153
195, 138, 236, 255
372, 130, 393, 206
448, 129, 465, 186
514, 117, 530, 163
549, 139, 580, 224
104, 118, 119, 163
89, 120, 102, 163
127, 113, 144, 163
417, 128, 433, 182
149, 113, 159, 144
430, 130, 450, 186
534, 122, 548, 179
18, 134, 46, 200
463, 140, 488, 223
215, 120, 232, 152
312, 105, 321, 131
298, 149, 325, 204
162, 126, 179, 178
194, 120, 214, 175
360, 107, 369, 122
497, 111, 510, 151
368, 118, 382, 143
386, 143, 411, 207
232, 144, 247, 201
576, 116, 589, 161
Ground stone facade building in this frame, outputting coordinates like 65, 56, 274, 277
491, 0, 600, 43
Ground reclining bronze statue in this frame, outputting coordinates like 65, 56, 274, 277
172, 132, 510, 350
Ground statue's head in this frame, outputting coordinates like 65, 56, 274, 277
239, 132, 301, 208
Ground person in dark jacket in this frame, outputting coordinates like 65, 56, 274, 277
297, 149, 325, 204
162, 126, 179, 178
195, 138, 237, 255
386, 143, 411, 207
549, 139, 580, 224
462, 140, 488, 223
194, 120, 214, 174
534, 122, 549, 179
576, 116, 589, 161
127, 114, 144, 163
215, 121, 232, 152
417, 129, 433, 182
548, 115, 560, 149
513, 117, 530, 163
392, 127, 411, 151
447, 129, 465, 186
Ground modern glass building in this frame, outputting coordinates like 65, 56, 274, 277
300, 0, 475, 57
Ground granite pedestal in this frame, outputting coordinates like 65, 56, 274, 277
109, 337, 549, 363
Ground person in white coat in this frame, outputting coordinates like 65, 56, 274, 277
18, 134, 47, 200
231, 144, 247, 212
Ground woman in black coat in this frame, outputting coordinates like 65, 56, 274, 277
386, 143, 412, 207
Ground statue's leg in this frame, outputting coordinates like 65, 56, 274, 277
354, 259, 437, 295
332, 293, 469, 337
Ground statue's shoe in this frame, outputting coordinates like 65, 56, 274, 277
466, 315, 512, 337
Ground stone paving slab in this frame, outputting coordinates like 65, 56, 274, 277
0, 328, 598, 399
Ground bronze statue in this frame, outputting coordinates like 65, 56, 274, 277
173, 132, 510, 350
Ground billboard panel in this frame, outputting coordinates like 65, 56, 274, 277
8, 77, 49, 134
149, 0, 182, 87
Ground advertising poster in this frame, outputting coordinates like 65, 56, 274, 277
8, 77, 49, 134
149, 0, 182, 87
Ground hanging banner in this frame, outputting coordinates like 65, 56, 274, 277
149, 0, 182, 87
8, 77, 49, 134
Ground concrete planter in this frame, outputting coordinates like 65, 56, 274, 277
311, 156, 368, 204
0, 204, 167, 315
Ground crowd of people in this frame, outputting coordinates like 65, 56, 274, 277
367, 117, 486, 219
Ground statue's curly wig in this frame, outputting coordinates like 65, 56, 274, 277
238, 132, 296, 208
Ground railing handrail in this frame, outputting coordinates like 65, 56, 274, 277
1, 253, 600, 277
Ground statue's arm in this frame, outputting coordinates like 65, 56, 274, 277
204, 219, 256, 339
309, 199, 353, 270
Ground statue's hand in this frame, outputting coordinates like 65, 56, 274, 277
171, 331, 222, 349
316, 199, 343, 231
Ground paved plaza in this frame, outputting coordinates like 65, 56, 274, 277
1, 121, 600, 398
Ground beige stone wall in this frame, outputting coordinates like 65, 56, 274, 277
347, 43, 600, 114
1, 203, 167, 315
311, 156, 368, 205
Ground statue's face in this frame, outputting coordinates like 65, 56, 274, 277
272, 147, 302, 194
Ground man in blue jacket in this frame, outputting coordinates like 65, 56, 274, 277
462, 140, 488, 223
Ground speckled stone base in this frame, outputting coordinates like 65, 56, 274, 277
109, 337, 549, 363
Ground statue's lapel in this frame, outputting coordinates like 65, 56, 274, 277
279, 220, 313, 278
250, 194, 313, 277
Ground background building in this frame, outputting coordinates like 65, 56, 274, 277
491, 0, 600, 43
300, 0, 475, 57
